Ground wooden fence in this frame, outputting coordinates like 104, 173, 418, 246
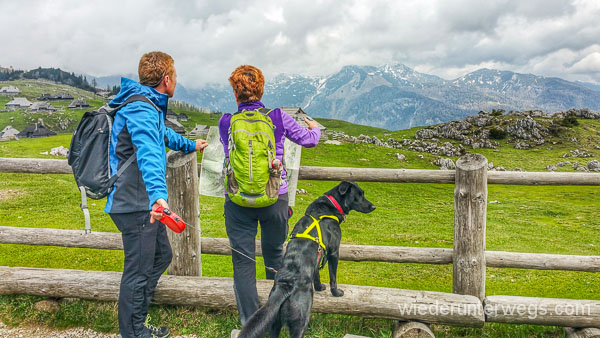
0, 155, 599, 333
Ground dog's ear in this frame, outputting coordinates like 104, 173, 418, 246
338, 181, 352, 195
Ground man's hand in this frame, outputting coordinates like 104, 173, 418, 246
304, 118, 319, 130
195, 139, 208, 152
150, 198, 169, 224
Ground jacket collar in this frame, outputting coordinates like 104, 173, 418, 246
110, 77, 169, 113
237, 100, 265, 112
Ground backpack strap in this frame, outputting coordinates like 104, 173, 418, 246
107, 154, 137, 186
234, 107, 272, 116
78, 186, 91, 234
108, 94, 161, 117
258, 107, 272, 115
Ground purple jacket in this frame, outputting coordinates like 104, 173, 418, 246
219, 101, 321, 195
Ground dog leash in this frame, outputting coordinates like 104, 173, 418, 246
155, 207, 279, 274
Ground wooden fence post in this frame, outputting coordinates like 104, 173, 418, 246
166, 150, 201, 276
453, 153, 487, 300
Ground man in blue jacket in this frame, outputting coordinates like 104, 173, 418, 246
106, 51, 207, 338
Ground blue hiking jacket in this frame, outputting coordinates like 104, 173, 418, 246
104, 77, 196, 213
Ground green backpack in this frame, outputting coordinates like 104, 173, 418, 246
224, 108, 282, 207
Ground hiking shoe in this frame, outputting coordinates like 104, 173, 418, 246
144, 315, 170, 338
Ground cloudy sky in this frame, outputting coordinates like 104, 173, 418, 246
1, 0, 599, 87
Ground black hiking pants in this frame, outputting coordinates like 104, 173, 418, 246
224, 193, 290, 325
110, 211, 173, 338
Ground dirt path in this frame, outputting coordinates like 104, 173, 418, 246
0, 322, 202, 338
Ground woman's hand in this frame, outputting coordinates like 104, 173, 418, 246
304, 118, 318, 130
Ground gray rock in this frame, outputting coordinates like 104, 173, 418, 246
465, 115, 493, 127
546, 165, 557, 171
50, 146, 69, 157
570, 149, 593, 158
324, 140, 342, 145
471, 139, 496, 149
576, 166, 588, 172
435, 158, 456, 170
395, 153, 406, 161
587, 160, 600, 171
415, 128, 438, 139
514, 142, 531, 150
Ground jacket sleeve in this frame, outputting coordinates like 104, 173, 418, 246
165, 125, 196, 153
281, 110, 321, 147
124, 102, 169, 208
218, 115, 230, 160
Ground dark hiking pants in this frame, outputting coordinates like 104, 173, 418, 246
110, 211, 173, 338
224, 194, 289, 325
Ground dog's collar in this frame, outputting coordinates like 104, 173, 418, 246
325, 195, 346, 222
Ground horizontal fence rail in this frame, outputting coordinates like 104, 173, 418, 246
2, 157, 600, 186
2, 227, 598, 272
0, 266, 485, 327
2, 266, 599, 328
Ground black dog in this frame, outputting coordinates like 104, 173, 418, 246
238, 181, 376, 338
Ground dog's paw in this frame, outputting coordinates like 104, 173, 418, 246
331, 288, 344, 297
314, 283, 327, 292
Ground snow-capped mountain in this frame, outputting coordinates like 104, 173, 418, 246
174, 64, 600, 130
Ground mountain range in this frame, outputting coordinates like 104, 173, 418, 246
91, 64, 600, 130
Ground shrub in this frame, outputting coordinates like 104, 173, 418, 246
560, 116, 579, 127
489, 128, 507, 140
491, 109, 505, 117
548, 124, 562, 137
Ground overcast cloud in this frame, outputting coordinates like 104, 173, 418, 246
1, 0, 599, 87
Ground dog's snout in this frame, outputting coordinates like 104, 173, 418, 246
370, 204, 376, 211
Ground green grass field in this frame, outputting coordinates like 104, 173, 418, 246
1, 111, 599, 337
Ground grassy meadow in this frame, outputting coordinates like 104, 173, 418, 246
1, 106, 600, 337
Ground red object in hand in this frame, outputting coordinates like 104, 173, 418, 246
154, 206, 186, 233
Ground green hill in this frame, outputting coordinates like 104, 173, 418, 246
0, 80, 106, 133
0, 80, 223, 135
0, 85, 599, 337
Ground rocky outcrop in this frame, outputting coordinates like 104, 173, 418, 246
554, 108, 600, 119
506, 116, 547, 140
327, 108, 599, 163
563, 149, 593, 158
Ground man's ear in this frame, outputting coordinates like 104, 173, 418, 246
338, 181, 351, 195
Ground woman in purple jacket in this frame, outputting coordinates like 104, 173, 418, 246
219, 65, 320, 326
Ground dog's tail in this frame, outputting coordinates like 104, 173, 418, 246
238, 282, 294, 338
